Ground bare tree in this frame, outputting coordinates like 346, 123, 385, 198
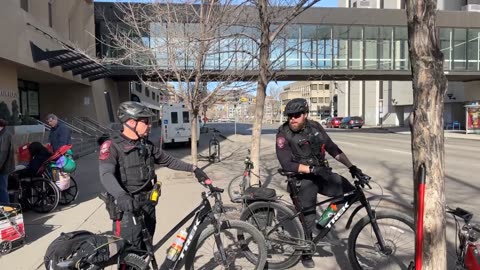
239, 0, 323, 184
101, 1, 252, 164
406, 0, 448, 269
268, 85, 282, 123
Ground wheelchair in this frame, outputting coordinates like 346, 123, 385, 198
7, 144, 78, 213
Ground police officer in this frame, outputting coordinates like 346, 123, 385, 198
276, 98, 365, 268
99, 101, 210, 248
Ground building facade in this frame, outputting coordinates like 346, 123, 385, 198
280, 81, 336, 122
337, 0, 480, 127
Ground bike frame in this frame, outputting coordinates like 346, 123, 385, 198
123, 190, 225, 270
262, 176, 388, 253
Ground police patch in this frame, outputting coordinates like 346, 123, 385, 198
277, 136, 286, 149
99, 140, 112, 160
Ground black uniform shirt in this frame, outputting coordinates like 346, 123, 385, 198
275, 120, 343, 172
99, 133, 194, 199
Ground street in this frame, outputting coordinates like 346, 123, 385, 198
1, 123, 478, 269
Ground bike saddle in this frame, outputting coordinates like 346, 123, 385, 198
278, 169, 298, 177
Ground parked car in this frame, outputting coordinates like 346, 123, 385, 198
326, 117, 343, 128
339, 116, 364, 129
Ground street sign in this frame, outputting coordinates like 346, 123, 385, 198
240, 97, 248, 103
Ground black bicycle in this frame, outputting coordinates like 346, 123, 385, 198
208, 129, 221, 163
239, 169, 415, 269
50, 181, 268, 269
227, 149, 256, 203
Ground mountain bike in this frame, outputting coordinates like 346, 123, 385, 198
48, 180, 268, 269
227, 149, 256, 203
446, 205, 480, 270
239, 169, 415, 269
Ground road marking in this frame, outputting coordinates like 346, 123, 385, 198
383, 148, 411, 155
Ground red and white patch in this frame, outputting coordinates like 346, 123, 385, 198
276, 136, 286, 149
99, 140, 112, 160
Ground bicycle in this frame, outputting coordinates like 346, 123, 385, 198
208, 128, 221, 163
227, 149, 256, 203
49, 180, 268, 269
239, 169, 415, 269
446, 206, 480, 270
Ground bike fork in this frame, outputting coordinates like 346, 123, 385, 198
361, 196, 389, 253
213, 230, 229, 267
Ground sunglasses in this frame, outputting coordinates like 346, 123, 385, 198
288, 113, 303, 119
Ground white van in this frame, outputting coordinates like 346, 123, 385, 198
159, 103, 200, 148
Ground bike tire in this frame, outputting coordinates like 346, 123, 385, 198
120, 253, 150, 270
27, 178, 60, 213
348, 210, 415, 270
227, 175, 248, 203
184, 219, 267, 270
239, 201, 305, 270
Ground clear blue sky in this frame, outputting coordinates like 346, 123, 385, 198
95, 0, 339, 7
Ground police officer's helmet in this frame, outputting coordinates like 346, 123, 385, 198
284, 98, 309, 116
117, 101, 155, 123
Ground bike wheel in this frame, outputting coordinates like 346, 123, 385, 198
348, 211, 415, 270
120, 253, 150, 270
184, 219, 267, 270
227, 175, 249, 203
26, 178, 60, 213
58, 177, 79, 205
240, 201, 305, 269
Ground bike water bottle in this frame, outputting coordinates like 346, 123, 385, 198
316, 204, 338, 228
166, 230, 188, 262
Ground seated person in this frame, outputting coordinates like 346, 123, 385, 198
17, 142, 52, 178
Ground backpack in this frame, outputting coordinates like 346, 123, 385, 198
44, 230, 126, 270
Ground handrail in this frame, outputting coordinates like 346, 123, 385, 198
78, 116, 114, 133
72, 117, 104, 135
58, 119, 93, 137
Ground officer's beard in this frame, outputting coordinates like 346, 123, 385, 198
289, 118, 306, 132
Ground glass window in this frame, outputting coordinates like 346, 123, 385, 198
171, 112, 178, 124
311, 84, 318, 90
364, 26, 379, 70
145, 88, 150, 98
48, 3, 53, 27
285, 26, 300, 69
318, 97, 324, 103
183, 111, 189, 123
333, 26, 348, 69
317, 25, 332, 68
21, 0, 28, 11
453, 28, 467, 70
467, 29, 480, 70
135, 83, 142, 93
311, 97, 318, 103
379, 27, 393, 69
440, 28, 452, 70
325, 97, 330, 103
394, 27, 409, 70
349, 26, 363, 69
325, 84, 330, 90
301, 25, 317, 69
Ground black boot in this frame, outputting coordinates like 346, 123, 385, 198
301, 254, 315, 268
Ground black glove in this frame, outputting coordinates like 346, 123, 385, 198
310, 166, 332, 178
194, 168, 210, 184
349, 165, 364, 179
116, 193, 134, 212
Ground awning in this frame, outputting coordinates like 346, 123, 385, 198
30, 42, 110, 82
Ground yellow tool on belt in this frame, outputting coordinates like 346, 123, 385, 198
149, 182, 162, 204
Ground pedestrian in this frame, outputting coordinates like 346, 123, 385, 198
0, 118, 15, 204
275, 98, 366, 268
46, 114, 71, 152
99, 101, 210, 248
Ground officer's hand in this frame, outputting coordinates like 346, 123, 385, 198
349, 165, 364, 179
310, 166, 332, 177
116, 193, 134, 212
194, 168, 210, 184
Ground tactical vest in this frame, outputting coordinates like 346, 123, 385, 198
110, 135, 155, 193
281, 121, 326, 167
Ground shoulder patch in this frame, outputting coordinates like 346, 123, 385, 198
99, 140, 112, 160
276, 136, 286, 149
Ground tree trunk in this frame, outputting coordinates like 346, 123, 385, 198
250, 0, 271, 186
406, 1, 448, 269
191, 109, 199, 166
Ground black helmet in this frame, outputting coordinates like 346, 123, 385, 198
284, 98, 309, 115
117, 101, 154, 123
